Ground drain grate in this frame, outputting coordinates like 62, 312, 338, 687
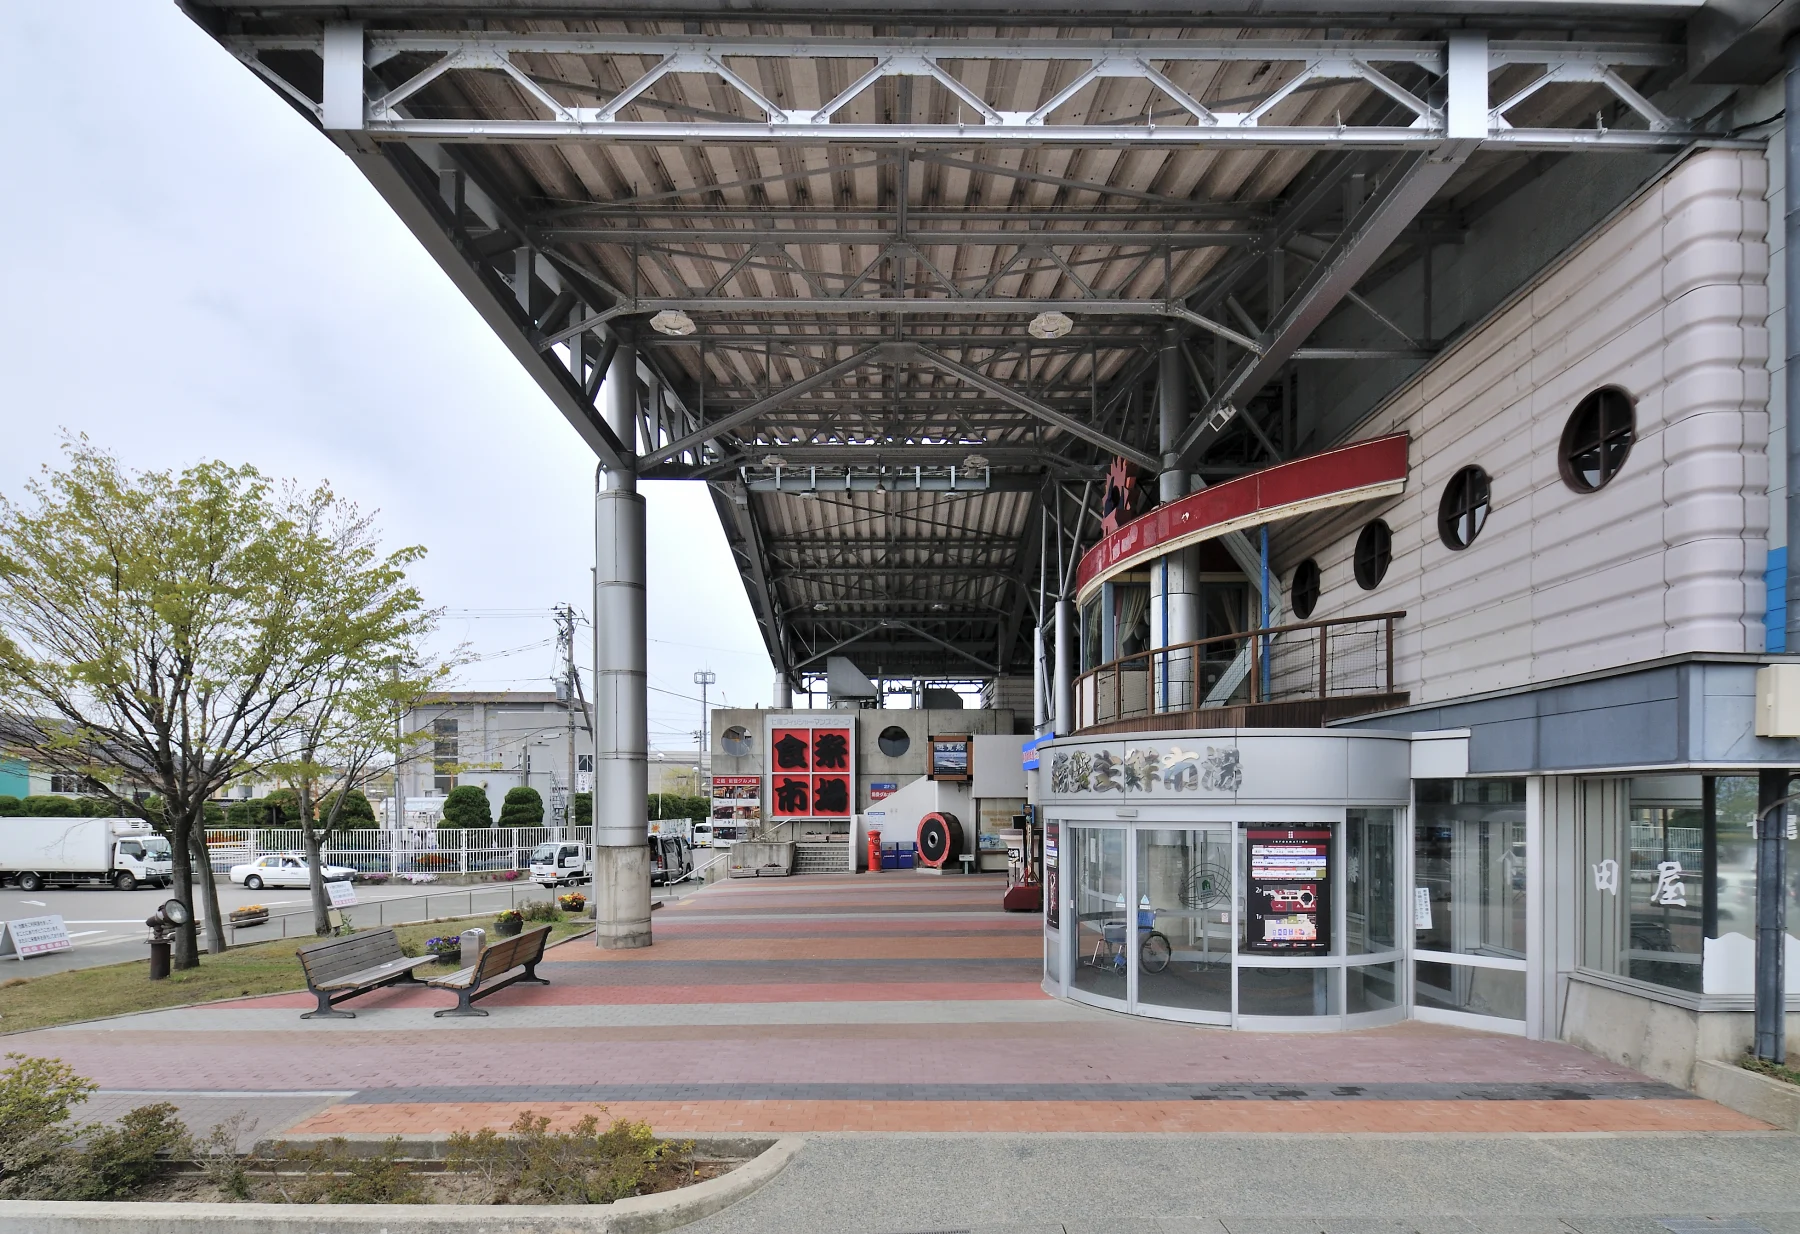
1657, 1220, 1772, 1233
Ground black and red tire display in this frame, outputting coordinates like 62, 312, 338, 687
916, 811, 963, 868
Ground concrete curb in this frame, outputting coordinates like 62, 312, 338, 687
1694, 1059, 1800, 1131
0, 1135, 804, 1233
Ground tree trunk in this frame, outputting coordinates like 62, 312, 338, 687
189, 822, 226, 957
303, 822, 332, 936
169, 814, 199, 970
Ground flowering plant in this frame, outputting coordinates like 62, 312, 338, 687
233, 904, 266, 915
493, 909, 523, 927
557, 893, 586, 912
424, 936, 462, 956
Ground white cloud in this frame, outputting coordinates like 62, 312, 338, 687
0, 2, 772, 747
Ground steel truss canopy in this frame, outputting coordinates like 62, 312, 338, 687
186, 1, 1723, 687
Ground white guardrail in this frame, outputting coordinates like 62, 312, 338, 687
222, 879, 575, 944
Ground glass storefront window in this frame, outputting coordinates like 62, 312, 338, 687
1346, 962, 1398, 1014
1135, 828, 1232, 1014
1239, 966, 1337, 1016
1413, 779, 1527, 959
1069, 827, 1127, 1002
1414, 961, 1526, 1020
1581, 775, 1800, 998
1346, 808, 1396, 954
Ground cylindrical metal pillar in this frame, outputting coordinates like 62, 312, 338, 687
1755, 769, 1789, 1062
1033, 623, 1048, 732
1053, 599, 1075, 735
1786, 39, 1800, 653
593, 329, 651, 949
1157, 330, 1189, 506
773, 673, 793, 709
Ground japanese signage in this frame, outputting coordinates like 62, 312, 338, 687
0, 914, 72, 961
1046, 744, 1241, 796
326, 879, 358, 909
767, 723, 854, 818
1245, 829, 1330, 953
1044, 823, 1060, 931
869, 782, 897, 801
929, 734, 971, 781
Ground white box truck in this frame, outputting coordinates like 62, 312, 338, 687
0, 817, 173, 892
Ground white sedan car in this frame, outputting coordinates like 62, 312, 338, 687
228, 853, 357, 890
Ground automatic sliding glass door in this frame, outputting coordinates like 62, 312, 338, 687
1135, 828, 1233, 1021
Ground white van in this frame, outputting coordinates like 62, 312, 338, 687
692, 823, 715, 848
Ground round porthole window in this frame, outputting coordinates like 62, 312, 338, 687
1438, 465, 1491, 551
1353, 520, 1391, 591
1560, 386, 1635, 492
877, 726, 911, 757
721, 725, 753, 757
1291, 558, 1321, 620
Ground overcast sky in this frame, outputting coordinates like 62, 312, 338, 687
0, 3, 779, 751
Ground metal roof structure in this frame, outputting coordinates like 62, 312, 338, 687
181, 0, 1747, 690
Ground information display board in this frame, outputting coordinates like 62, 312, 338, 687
1044, 823, 1060, 930
1244, 828, 1330, 953
766, 722, 854, 818
0, 914, 73, 961
928, 734, 971, 781
326, 878, 358, 909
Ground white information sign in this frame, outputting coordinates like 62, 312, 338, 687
0, 915, 73, 961
1413, 887, 1434, 931
326, 879, 358, 909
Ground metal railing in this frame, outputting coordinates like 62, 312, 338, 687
1075, 612, 1402, 731
220, 879, 570, 945
200, 826, 593, 878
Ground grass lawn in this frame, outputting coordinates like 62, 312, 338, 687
0, 915, 593, 1035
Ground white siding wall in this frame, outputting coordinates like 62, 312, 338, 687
1287, 150, 1772, 705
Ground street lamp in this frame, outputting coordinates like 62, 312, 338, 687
693, 670, 717, 794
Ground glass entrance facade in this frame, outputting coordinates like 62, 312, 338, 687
1057, 816, 1402, 1028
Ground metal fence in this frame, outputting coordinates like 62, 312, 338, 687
201, 826, 593, 877
219, 878, 573, 945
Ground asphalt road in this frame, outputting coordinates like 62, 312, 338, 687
0, 878, 571, 976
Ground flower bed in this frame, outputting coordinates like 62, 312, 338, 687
227, 906, 268, 925
423, 936, 462, 965
558, 892, 587, 913
492, 909, 523, 937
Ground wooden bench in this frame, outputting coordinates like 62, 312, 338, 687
426, 925, 553, 1017
296, 928, 440, 1020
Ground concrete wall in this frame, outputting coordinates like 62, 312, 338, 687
710, 706, 1014, 813
1562, 977, 1800, 1089
1282, 149, 1773, 706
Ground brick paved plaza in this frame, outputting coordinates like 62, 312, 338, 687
6, 872, 1772, 1142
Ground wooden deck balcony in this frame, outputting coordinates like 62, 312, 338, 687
1074, 612, 1407, 735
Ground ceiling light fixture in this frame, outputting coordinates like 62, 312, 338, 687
813, 601, 830, 611
649, 309, 697, 336
1028, 311, 1073, 340
962, 454, 988, 470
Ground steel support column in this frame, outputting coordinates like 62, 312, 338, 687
593, 329, 651, 950
1756, 769, 1790, 1062
1053, 599, 1075, 736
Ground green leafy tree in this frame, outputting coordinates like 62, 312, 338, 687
317, 789, 376, 827
572, 791, 591, 827
20, 795, 80, 817
0, 441, 435, 968
648, 792, 709, 821
0, 796, 20, 815
264, 493, 449, 936
440, 784, 492, 829
499, 786, 544, 826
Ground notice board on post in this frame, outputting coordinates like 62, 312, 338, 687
1244, 828, 1331, 953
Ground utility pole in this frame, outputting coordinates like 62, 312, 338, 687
693, 670, 716, 798
556, 603, 578, 831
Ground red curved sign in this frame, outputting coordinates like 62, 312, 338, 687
1075, 433, 1409, 601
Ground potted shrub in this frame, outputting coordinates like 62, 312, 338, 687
425, 935, 463, 965
557, 892, 586, 913
493, 908, 524, 937
228, 904, 269, 925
